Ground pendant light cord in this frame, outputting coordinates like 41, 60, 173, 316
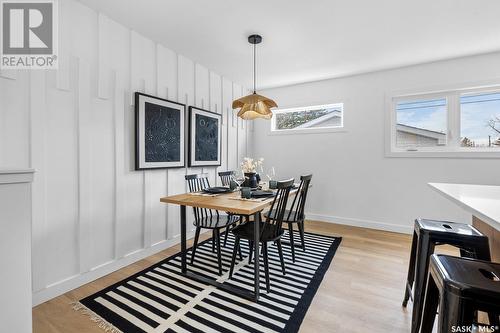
253, 42, 256, 94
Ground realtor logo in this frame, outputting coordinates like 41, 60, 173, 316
1, 0, 58, 69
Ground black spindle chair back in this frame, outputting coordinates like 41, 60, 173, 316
218, 170, 234, 187
286, 174, 312, 222
185, 173, 219, 227
228, 178, 294, 288
262, 178, 294, 240
218, 170, 241, 247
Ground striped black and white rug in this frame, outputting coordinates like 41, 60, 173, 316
74, 230, 341, 333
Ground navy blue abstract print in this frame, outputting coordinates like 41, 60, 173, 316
145, 102, 181, 162
195, 114, 218, 161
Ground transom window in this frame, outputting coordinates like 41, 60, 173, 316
388, 85, 500, 157
270, 103, 344, 134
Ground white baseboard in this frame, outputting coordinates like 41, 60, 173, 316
32, 229, 201, 306
306, 213, 413, 234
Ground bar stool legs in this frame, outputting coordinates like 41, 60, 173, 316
411, 234, 435, 333
469, 242, 492, 262
420, 275, 439, 333
421, 282, 477, 333
403, 230, 418, 307
436, 294, 475, 333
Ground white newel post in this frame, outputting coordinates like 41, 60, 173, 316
0, 169, 35, 333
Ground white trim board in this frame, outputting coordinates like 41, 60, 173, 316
305, 213, 413, 235
0, 169, 35, 184
32, 229, 206, 306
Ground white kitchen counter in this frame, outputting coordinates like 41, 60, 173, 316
429, 182, 500, 261
429, 183, 500, 231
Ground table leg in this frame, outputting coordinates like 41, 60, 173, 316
180, 205, 187, 274
170, 203, 265, 301
253, 211, 260, 301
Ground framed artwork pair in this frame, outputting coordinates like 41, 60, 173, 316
135, 92, 222, 170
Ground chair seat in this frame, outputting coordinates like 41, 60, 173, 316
264, 209, 302, 223
432, 255, 500, 302
231, 221, 284, 242
193, 214, 239, 229
416, 219, 483, 237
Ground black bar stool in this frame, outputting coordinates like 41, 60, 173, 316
420, 255, 500, 333
402, 219, 491, 333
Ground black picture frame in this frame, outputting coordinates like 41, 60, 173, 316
188, 106, 222, 167
135, 92, 186, 170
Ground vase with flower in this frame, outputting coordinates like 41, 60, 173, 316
240, 157, 264, 188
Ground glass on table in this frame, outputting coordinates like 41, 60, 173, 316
265, 166, 277, 189
240, 187, 252, 199
232, 170, 247, 190
265, 166, 276, 181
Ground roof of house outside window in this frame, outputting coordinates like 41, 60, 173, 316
294, 110, 342, 129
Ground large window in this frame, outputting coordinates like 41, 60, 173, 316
388, 85, 500, 156
395, 98, 447, 148
270, 103, 344, 134
460, 92, 500, 148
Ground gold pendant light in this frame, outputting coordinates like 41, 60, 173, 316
232, 34, 277, 120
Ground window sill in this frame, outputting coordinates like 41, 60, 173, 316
268, 127, 346, 136
386, 148, 500, 159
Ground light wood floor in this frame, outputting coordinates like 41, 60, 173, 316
32, 221, 458, 333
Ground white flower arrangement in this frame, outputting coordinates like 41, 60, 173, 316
240, 157, 264, 173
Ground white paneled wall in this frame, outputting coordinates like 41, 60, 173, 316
222, 77, 233, 171
0, 0, 252, 305
228, 83, 242, 171
0, 70, 29, 167
209, 71, 224, 183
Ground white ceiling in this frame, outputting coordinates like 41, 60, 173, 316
78, 0, 500, 89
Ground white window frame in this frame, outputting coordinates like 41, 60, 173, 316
269, 103, 344, 135
386, 82, 500, 158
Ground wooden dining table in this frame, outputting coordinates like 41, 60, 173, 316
160, 189, 294, 301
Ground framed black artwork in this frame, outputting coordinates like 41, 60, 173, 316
188, 106, 222, 167
135, 92, 185, 170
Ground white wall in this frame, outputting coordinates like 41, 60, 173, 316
0, 170, 34, 333
254, 52, 500, 234
0, 0, 250, 305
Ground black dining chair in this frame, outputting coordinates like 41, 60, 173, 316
218, 170, 246, 247
228, 178, 294, 293
218, 170, 234, 187
265, 174, 312, 262
185, 173, 241, 275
